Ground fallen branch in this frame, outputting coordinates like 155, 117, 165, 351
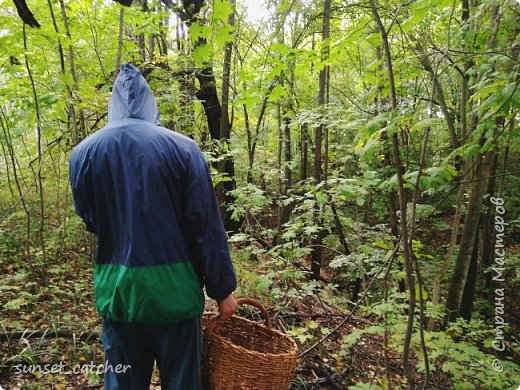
0, 328, 99, 343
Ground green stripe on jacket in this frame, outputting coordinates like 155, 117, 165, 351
93, 262, 205, 323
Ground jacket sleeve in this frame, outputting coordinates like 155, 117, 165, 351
184, 142, 237, 300
69, 149, 97, 234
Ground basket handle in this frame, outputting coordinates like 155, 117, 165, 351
205, 298, 272, 333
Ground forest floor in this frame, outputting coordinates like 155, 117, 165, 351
0, 241, 518, 389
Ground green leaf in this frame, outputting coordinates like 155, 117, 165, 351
193, 44, 213, 67
188, 22, 205, 41
303, 225, 319, 235
374, 240, 391, 249
213, 0, 233, 21
214, 25, 234, 47
364, 33, 381, 46
364, 114, 389, 133
315, 191, 327, 206
442, 360, 460, 374
272, 43, 291, 55
269, 84, 287, 101
411, 118, 438, 131
4, 297, 28, 310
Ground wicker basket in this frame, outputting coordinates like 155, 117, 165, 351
202, 298, 298, 390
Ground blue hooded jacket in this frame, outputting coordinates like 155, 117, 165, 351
69, 63, 236, 323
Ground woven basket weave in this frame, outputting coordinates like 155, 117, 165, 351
202, 298, 297, 390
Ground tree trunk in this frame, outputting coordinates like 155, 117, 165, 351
276, 102, 284, 242
59, 0, 86, 142
113, 9, 124, 83
0, 122, 15, 199
311, 0, 331, 280
217, 0, 237, 228
369, 1, 416, 386
301, 124, 308, 181
444, 155, 489, 324
445, 0, 503, 325
460, 225, 480, 321
428, 177, 466, 330
48, 0, 79, 145
248, 81, 277, 183
23, 25, 47, 280
374, 46, 401, 293
284, 115, 292, 192
416, 49, 459, 149
278, 107, 292, 229
195, 67, 221, 141
244, 103, 254, 184
480, 150, 498, 290
137, 0, 148, 61
163, 0, 238, 229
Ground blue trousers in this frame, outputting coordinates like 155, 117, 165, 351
101, 316, 202, 390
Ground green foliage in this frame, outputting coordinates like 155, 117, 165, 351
348, 383, 385, 390
188, 0, 235, 66
341, 293, 520, 389
228, 183, 271, 222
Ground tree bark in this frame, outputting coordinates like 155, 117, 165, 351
162, 0, 238, 229
284, 115, 292, 192
278, 107, 292, 230
243, 103, 253, 183
195, 67, 221, 141
369, 1, 416, 386
444, 156, 489, 323
0, 125, 15, 198
247, 81, 277, 183
59, 0, 86, 142
415, 48, 459, 149
217, 0, 237, 227
445, 0, 503, 325
460, 224, 480, 321
276, 101, 284, 241
47, 0, 80, 145
428, 177, 466, 330
113, 9, 125, 83
311, 0, 331, 280
301, 124, 308, 181
23, 25, 47, 280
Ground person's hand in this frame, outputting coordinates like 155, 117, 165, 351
217, 294, 237, 321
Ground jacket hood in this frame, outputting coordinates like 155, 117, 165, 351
108, 63, 159, 124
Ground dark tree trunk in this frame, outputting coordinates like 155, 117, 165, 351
445, 3, 502, 325
195, 67, 221, 141
279, 110, 292, 229
481, 151, 499, 290
301, 125, 308, 181
162, 0, 238, 230
460, 225, 480, 321
276, 102, 284, 244
284, 116, 292, 192
311, 0, 331, 281
369, 1, 416, 385
217, 0, 238, 230
445, 155, 489, 324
